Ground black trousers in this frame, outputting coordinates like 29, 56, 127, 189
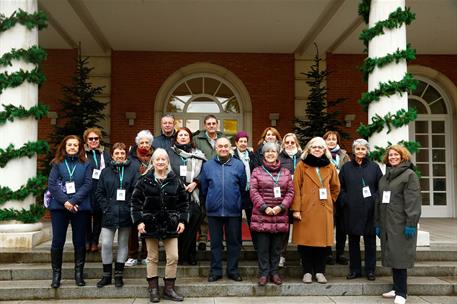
244, 205, 258, 249
348, 234, 376, 274
256, 232, 284, 277
393, 268, 407, 298
328, 209, 346, 257
86, 209, 102, 245
178, 201, 203, 262
298, 245, 327, 275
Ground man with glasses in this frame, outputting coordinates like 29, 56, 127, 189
152, 114, 176, 150
199, 137, 247, 282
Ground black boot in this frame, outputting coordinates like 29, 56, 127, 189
97, 264, 112, 287
114, 262, 124, 287
74, 247, 86, 286
163, 278, 184, 301
147, 277, 160, 303
51, 248, 63, 288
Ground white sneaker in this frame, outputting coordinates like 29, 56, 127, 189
302, 273, 312, 284
278, 256, 286, 268
382, 290, 396, 298
394, 295, 406, 304
141, 258, 148, 265
315, 273, 327, 284
125, 258, 138, 267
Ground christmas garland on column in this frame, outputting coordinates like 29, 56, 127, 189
0, 9, 49, 223
357, 0, 419, 162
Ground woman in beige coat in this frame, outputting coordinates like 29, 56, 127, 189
291, 137, 340, 284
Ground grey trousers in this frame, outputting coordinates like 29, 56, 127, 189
100, 227, 130, 264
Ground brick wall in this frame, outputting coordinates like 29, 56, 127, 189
111, 51, 295, 146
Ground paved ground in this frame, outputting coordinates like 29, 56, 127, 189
1, 296, 456, 303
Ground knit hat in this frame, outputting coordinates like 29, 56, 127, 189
234, 131, 249, 142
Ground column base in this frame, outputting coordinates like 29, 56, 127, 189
0, 222, 50, 248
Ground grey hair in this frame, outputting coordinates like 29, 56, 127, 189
352, 138, 370, 152
161, 113, 175, 121
262, 141, 280, 154
135, 130, 154, 146
301, 137, 332, 162
144, 148, 171, 175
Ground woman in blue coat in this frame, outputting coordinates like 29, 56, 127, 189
48, 135, 92, 288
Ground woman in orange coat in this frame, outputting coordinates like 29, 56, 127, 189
291, 137, 340, 284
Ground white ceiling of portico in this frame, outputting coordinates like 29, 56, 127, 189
37, 0, 457, 56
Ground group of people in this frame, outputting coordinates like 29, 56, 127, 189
46, 113, 421, 304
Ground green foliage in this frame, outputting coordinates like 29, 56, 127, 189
0, 174, 48, 206
358, 73, 418, 109
0, 204, 46, 223
360, 44, 416, 81
357, 108, 417, 138
360, 7, 415, 46
358, 0, 371, 24
0, 46, 47, 67
294, 46, 347, 146
0, 103, 48, 125
0, 9, 47, 32
0, 141, 49, 168
0, 67, 46, 94
369, 140, 421, 163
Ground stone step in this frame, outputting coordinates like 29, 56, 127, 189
0, 276, 455, 300
1, 261, 457, 281
1, 245, 456, 263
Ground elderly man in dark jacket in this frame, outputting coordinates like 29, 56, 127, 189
200, 137, 247, 282
152, 114, 176, 150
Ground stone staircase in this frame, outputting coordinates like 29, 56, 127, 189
0, 245, 456, 300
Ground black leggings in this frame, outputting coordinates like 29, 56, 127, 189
298, 245, 327, 274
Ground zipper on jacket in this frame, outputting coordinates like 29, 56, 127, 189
222, 162, 225, 216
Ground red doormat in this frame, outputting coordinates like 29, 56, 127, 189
207, 221, 252, 241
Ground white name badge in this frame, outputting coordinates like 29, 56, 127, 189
273, 186, 281, 198
319, 188, 328, 200
362, 186, 372, 198
291, 174, 294, 180
382, 191, 391, 204
92, 169, 101, 179
66, 181, 76, 194
180, 165, 187, 177
117, 189, 126, 201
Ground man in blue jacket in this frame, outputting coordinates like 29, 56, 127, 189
200, 137, 247, 282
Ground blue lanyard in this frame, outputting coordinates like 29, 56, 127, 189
154, 176, 169, 189
293, 155, 297, 171
118, 166, 124, 189
64, 160, 76, 181
316, 167, 324, 186
362, 177, 366, 187
180, 156, 187, 165
262, 166, 281, 185
92, 150, 98, 168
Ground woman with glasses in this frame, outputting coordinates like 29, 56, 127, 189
291, 137, 340, 284
277, 133, 302, 267
255, 127, 282, 163
48, 135, 92, 288
83, 127, 110, 253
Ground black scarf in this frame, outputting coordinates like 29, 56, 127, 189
175, 143, 193, 153
303, 154, 330, 167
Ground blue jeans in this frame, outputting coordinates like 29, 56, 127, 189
207, 216, 241, 277
51, 210, 89, 250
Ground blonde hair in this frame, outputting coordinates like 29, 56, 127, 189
382, 144, 411, 165
301, 137, 332, 162
144, 148, 171, 175
280, 133, 302, 152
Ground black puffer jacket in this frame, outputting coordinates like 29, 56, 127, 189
95, 160, 140, 229
131, 170, 189, 240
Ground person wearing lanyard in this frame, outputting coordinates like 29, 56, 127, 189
323, 130, 351, 266
168, 127, 207, 265
250, 142, 294, 286
83, 127, 110, 253
278, 132, 302, 267
376, 144, 421, 304
95, 143, 140, 288
291, 137, 340, 284
254, 127, 282, 164
47, 135, 92, 288
232, 131, 261, 250
131, 148, 189, 302
339, 139, 382, 281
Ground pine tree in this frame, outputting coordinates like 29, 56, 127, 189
294, 45, 346, 146
50, 50, 106, 146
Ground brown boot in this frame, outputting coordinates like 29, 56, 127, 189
163, 278, 183, 301
147, 277, 160, 303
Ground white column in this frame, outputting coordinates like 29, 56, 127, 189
368, 0, 409, 150
0, 0, 38, 211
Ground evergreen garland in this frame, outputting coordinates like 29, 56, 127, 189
0, 67, 46, 94
0, 46, 47, 67
357, 108, 417, 138
360, 44, 416, 81
0, 204, 46, 223
0, 9, 47, 32
369, 140, 421, 162
359, 7, 415, 47
0, 104, 48, 125
0, 141, 49, 168
0, 174, 48, 206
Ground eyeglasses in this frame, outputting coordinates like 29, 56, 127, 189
310, 145, 324, 150
88, 137, 99, 141
285, 141, 296, 145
